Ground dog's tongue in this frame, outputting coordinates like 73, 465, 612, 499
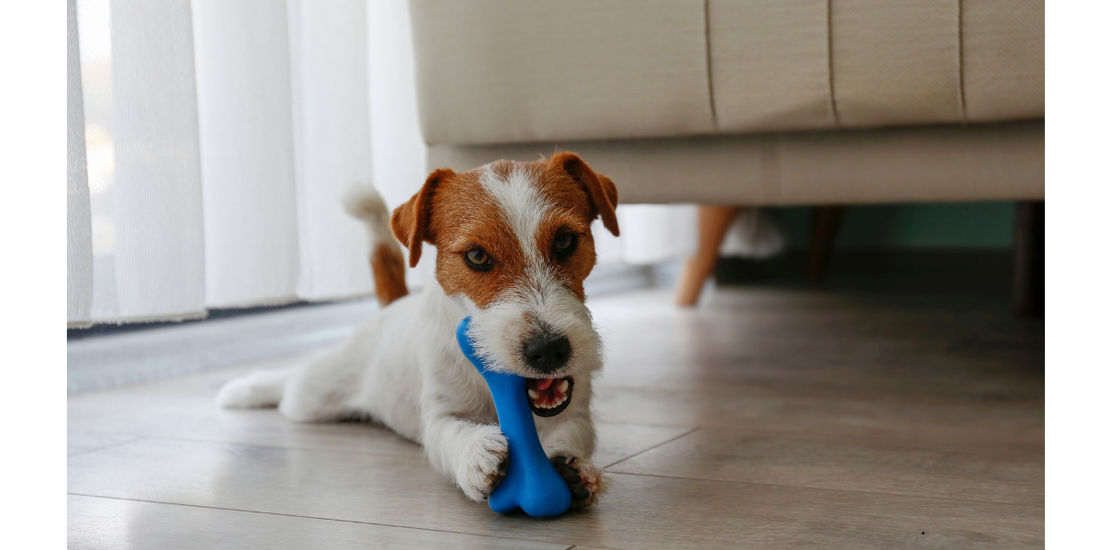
530, 378, 554, 391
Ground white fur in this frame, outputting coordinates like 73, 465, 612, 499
218, 166, 605, 505
477, 165, 547, 265
342, 183, 402, 255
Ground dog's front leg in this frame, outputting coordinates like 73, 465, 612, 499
537, 412, 606, 510
422, 414, 509, 502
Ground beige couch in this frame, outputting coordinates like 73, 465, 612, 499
409, 0, 1042, 204
406, 0, 1044, 311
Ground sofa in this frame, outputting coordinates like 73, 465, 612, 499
405, 0, 1044, 311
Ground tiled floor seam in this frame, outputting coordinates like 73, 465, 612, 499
67, 436, 147, 458
67, 493, 577, 547
595, 423, 1045, 455
139, 435, 425, 459
597, 384, 1046, 409
600, 471, 1045, 509
600, 427, 702, 469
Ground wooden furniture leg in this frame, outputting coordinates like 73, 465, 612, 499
1013, 201, 1044, 317
674, 205, 742, 307
808, 206, 845, 282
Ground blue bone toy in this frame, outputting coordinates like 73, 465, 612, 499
456, 317, 572, 517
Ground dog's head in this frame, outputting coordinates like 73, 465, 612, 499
390, 151, 618, 417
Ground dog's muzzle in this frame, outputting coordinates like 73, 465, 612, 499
522, 332, 574, 417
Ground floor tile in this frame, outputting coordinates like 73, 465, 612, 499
592, 385, 1043, 451
69, 494, 568, 550
68, 438, 1042, 549
68, 373, 424, 459
607, 428, 1043, 506
591, 288, 1043, 403
590, 423, 696, 468
68, 431, 144, 457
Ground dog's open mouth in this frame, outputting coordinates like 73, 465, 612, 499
525, 376, 573, 417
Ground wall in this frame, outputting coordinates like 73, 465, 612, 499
778, 202, 1015, 250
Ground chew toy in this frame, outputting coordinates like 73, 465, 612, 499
456, 317, 572, 517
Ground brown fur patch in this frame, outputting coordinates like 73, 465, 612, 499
429, 165, 526, 308
390, 168, 453, 267
370, 245, 409, 306
389, 153, 619, 308
548, 152, 619, 236
528, 153, 620, 302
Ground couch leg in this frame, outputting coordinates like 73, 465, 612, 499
808, 206, 845, 282
1013, 201, 1044, 317
674, 205, 742, 307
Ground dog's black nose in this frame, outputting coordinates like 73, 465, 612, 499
523, 333, 572, 373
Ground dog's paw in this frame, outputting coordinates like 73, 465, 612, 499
551, 454, 605, 511
455, 426, 510, 502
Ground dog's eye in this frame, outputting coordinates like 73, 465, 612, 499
553, 232, 578, 258
464, 248, 492, 271
554, 233, 574, 251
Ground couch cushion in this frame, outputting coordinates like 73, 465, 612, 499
409, 0, 714, 146
710, 0, 1044, 133
963, 0, 1044, 122
410, 0, 1044, 145
831, 0, 965, 127
709, 0, 835, 132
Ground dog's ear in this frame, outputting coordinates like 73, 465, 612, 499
390, 168, 453, 267
550, 151, 620, 236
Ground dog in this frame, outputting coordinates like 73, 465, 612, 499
216, 151, 619, 510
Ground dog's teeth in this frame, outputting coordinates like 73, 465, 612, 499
527, 389, 539, 400
556, 380, 569, 393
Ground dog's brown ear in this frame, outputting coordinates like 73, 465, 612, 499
390, 168, 453, 267
551, 151, 619, 236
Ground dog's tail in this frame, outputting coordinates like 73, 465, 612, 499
343, 184, 408, 306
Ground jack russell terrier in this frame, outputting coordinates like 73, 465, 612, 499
216, 152, 618, 510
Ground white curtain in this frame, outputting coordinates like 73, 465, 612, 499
67, 0, 694, 327
67, 0, 94, 327
72, 0, 208, 325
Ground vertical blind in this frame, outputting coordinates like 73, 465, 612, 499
66, 0, 697, 328
66, 0, 433, 327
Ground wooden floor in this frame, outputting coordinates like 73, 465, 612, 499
67, 285, 1044, 549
